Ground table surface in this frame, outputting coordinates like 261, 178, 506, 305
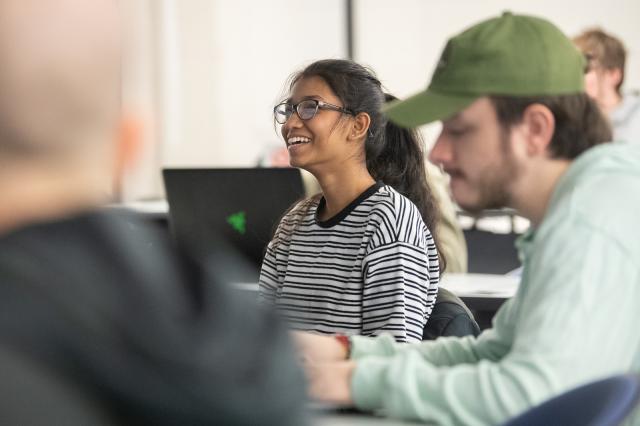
313, 411, 425, 425
439, 272, 519, 299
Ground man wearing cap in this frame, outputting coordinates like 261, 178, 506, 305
295, 12, 640, 425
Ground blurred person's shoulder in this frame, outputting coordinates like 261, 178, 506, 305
0, 208, 199, 312
612, 91, 640, 142
0, 209, 309, 425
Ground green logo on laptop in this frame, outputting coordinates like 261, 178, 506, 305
226, 211, 246, 235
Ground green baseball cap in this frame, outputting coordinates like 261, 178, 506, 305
385, 12, 586, 128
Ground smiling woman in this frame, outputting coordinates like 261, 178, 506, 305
258, 59, 443, 343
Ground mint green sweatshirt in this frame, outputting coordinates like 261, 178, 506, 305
350, 142, 640, 425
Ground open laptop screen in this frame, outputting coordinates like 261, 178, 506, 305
163, 168, 305, 282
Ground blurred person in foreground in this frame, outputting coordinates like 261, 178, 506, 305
294, 12, 640, 425
0, 1, 305, 424
574, 27, 640, 145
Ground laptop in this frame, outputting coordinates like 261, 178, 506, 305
162, 168, 305, 283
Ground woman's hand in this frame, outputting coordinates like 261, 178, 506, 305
291, 332, 356, 405
292, 331, 348, 363
305, 359, 356, 405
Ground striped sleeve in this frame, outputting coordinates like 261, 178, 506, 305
361, 196, 438, 343
258, 243, 281, 305
258, 198, 312, 306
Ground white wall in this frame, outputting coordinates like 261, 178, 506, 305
120, 0, 163, 200
122, 0, 640, 199
354, 0, 640, 147
159, 0, 346, 168
122, 0, 346, 199
355, 0, 640, 98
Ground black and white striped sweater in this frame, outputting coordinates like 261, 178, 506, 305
259, 182, 439, 343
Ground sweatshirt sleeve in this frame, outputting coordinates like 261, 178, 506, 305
350, 222, 640, 425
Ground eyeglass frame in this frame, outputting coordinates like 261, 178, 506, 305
273, 99, 355, 124
583, 53, 606, 74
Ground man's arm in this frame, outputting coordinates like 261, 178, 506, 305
347, 224, 639, 425
293, 296, 514, 366
350, 305, 513, 365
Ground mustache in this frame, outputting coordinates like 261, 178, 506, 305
444, 168, 466, 180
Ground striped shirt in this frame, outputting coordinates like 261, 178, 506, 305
259, 183, 439, 343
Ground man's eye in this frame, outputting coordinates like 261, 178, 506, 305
447, 128, 467, 137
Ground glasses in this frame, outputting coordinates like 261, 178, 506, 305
584, 53, 600, 73
273, 99, 354, 124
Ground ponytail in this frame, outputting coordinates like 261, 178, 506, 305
365, 94, 445, 272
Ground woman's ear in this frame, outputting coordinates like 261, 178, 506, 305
605, 67, 623, 90
347, 112, 371, 141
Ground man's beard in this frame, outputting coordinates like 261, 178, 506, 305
458, 130, 518, 213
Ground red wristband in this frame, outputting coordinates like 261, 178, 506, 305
335, 334, 351, 359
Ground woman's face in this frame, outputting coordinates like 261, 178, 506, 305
280, 76, 354, 174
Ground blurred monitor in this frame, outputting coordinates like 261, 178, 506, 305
163, 168, 305, 283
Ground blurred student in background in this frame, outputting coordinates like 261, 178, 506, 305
259, 59, 443, 343
574, 27, 640, 144
0, 1, 305, 424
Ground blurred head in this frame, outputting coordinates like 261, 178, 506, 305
383, 12, 611, 212
0, 0, 131, 186
573, 28, 626, 104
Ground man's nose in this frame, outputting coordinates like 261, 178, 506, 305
429, 133, 452, 166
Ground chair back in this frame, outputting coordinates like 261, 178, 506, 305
502, 374, 640, 426
422, 287, 481, 340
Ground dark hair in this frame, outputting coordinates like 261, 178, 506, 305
280, 59, 444, 269
490, 93, 612, 159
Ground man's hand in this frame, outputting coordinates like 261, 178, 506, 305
305, 360, 356, 405
292, 331, 348, 363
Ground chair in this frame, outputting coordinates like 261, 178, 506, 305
422, 287, 481, 340
502, 374, 640, 426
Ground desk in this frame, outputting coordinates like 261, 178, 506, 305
314, 412, 422, 425
441, 272, 518, 309
440, 273, 518, 298
108, 201, 169, 228
441, 273, 519, 328
116, 200, 169, 214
